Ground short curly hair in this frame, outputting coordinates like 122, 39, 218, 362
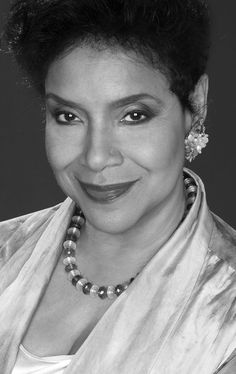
2, 0, 210, 112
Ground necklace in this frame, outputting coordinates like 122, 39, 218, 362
62, 173, 197, 300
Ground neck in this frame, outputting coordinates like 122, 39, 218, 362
78, 176, 186, 283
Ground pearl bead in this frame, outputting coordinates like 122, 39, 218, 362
67, 227, 81, 239
107, 286, 116, 299
63, 248, 75, 257
65, 264, 77, 272
65, 233, 78, 242
115, 284, 125, 296
74, 207, 83, 215
76, 278, 88, 289
72, 216, 85, 227
122, 282, 130, 290
90, 285, 99, 297
71, 215, 79, 223
67, 269, 81, 281
82, 282, 93, 295
63, 240, 76, 251
63, 257, 76, 266
98, 286, 108, 299
72, 275, 82, 286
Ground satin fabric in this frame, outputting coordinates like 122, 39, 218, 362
12, 345, 72, 374
1, 169, 236, 374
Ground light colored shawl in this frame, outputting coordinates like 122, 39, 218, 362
1, 169, 236, 374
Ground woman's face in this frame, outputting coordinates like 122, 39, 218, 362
45, 46, 193, 233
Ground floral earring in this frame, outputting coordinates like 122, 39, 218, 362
185, 118, 209, 162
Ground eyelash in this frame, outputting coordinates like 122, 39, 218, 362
53, 110, 81, 125
51, 109, 154, 126
120, 110, 153, 125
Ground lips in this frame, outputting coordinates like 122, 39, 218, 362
79, 180, 138, 203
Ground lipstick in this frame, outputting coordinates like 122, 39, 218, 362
79, 180, 138, 203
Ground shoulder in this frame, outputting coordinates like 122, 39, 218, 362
0, 203, 62, 261
209, 213, 236, 271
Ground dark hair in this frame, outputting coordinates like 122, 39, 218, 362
2, 0, 210, 112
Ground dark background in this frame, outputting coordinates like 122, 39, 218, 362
0, 1, 235, 227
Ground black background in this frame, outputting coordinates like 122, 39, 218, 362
0, 1, 235, 227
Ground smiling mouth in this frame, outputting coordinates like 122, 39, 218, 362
79, 180, 139, 203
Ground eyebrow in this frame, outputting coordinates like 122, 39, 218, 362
45, 93, 164, 110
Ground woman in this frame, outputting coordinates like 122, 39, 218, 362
1, 0, 236, 373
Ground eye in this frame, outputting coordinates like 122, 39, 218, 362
54, 111, 81, 125
121, 110, 150, 125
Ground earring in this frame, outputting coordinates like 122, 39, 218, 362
185, 118, 209, 162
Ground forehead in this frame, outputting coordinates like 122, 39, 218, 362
45, 46, 171, 103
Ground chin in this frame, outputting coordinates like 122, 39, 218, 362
81, 203, 142, 234
67, 193, 141, 235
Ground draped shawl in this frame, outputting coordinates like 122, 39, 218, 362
1, 169, 236, 374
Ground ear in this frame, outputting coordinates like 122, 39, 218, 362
191, 74, 209, 123
184, 74, 209, 135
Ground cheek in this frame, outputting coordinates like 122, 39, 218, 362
45, 126, 81, 199
126, 123, 185, 172
45, 125, 82, 171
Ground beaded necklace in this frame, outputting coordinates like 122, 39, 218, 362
63, 174, 197, 300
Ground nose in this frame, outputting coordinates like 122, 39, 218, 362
82, 125, 123, 172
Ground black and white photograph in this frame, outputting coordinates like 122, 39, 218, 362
0, 1, 236, 373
